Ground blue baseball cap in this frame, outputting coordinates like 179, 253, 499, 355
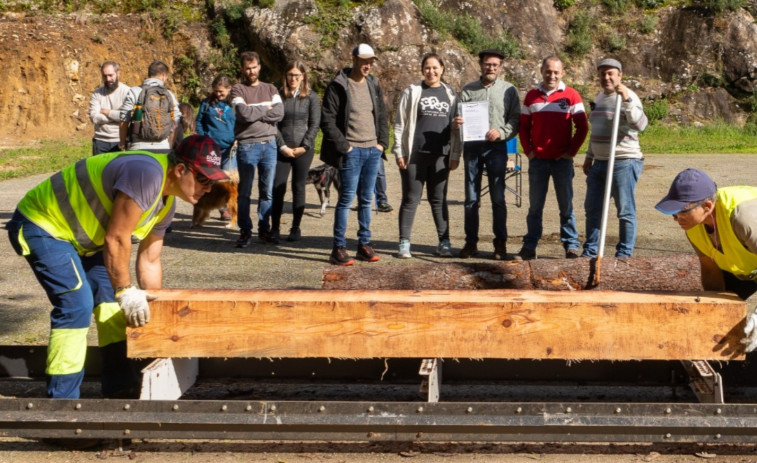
655, 168, 717, 215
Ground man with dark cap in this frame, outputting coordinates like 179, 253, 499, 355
320, 43, 389, 265
5, 135, 228, 399
581, 58, 648, 259
656, 168, 757, 351
454, 49, 520, 260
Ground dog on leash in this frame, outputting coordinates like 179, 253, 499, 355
191, 170, 239, 228
307, 163, 341, 216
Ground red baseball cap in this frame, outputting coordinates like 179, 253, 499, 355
174, 135, 228, 182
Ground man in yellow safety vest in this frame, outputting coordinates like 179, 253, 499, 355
5, 135, 227, 399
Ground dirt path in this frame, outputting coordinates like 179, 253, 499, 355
1, 153, 757, 461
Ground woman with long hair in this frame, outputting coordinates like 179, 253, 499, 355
271, 60, 321, 242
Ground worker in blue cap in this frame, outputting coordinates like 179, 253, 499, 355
656, 168, 757, 351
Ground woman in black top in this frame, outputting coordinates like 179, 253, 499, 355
272, 60, 321, 242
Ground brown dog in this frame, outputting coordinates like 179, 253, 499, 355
191, 170, 239, 228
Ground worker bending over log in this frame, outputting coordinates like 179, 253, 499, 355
656, 168, 757, 351
4, 136, 228, 399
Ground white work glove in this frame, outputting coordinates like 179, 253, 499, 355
231, 97, 245, 106
742, 292, 757, 352
115, 286, 156, 328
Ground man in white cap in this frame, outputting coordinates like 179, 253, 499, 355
656, 168, 757, 351
320, 43, 389, 265
581, 58, 648, 259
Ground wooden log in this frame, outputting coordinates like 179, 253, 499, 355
128, 289, 745, 361
321, 255, 703, 292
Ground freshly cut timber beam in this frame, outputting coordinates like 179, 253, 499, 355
322, 255, 703, 291
128, 289, 745, 361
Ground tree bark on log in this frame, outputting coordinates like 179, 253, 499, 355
322, 255, 703, 292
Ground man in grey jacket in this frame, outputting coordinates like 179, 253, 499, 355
454, 49, 520, 260
320, 43, 389, 266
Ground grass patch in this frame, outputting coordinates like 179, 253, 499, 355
0, 139, 89, 181
640, 122, 757, 153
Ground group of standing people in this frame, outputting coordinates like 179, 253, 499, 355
89, 47, 651, 265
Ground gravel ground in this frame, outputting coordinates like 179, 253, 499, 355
1, 153, 757, 461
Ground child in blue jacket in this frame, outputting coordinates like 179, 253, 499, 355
196, 74, 236, 170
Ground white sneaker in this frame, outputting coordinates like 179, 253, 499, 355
435, 239, 452, 257
397, 240, 412, 258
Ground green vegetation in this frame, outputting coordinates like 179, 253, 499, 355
689, 0, 744, 13
0, 139, 89, 181
566, 11, 593, 57
554, 0, 576, 10
637, 14, 658, 34
603, 0, 630, 14
413, 0, 521, 58
645, 99, 669, 124
640, 122, 757, 153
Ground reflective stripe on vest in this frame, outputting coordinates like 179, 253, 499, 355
17, 151, 172, 254
687, 186, 757, 280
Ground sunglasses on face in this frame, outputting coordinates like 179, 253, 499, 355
673, 200, 706, 219
184, 163, 214, 186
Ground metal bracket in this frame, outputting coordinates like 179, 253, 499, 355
140, 357, 199, 400
418, 358, 441, 403
681, 360, 724, 404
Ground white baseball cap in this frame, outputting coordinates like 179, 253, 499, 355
352, 43, 377, 60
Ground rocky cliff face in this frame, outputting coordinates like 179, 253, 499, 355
1, 1, 756, 143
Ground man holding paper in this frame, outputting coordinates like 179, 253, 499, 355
454, 49, 520, 260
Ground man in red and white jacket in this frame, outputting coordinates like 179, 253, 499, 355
515, 56, 588, 260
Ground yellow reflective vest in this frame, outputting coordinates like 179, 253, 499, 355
687, 186, 757, 280
17, 151, 175, 255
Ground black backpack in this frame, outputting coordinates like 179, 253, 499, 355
131, 85, 173, 142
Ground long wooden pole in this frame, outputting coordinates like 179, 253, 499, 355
594, 93, 623, 286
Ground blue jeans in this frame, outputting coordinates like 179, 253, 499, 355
237, 140, 276, 234
6, 211, 137, 399
375, 160, 388, 205
582, 158, 644, 258
523, 157, 580, 251
333, 147, 381, 248
463, 142, 508, 243
220, 145, 237, 171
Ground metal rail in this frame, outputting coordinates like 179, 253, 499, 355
3, 399, 757, 443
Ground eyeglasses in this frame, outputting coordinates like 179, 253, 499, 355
482, 62, 501, 68
286, 73, 303, 79
672, 200, 706, 219
184, 163, 213, 186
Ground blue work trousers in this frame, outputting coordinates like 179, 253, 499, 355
5, 211, 137, 399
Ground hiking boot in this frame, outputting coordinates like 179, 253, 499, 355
493, 239, 507, 261
236, 230, 252, 248
356, 242, 380, 262
458, 242, 478, 258
513, 246, 537, 261
377, 202, 393, 213
565, 248, 580, 259
435, 239, 453, 257
219, 207, 231, 221
397, 240, 412, 259
287, 227, 301, 242
259, 230, 279, 244
329, 246, 355, 266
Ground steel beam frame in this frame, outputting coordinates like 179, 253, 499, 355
3, 399, 757, 443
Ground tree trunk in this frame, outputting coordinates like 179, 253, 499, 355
321, 255, 703, 292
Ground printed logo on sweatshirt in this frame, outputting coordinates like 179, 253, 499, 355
419, 96, 450, 113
